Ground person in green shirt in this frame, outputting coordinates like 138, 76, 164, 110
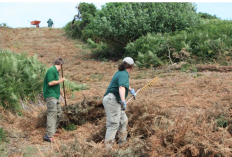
103, 57, 136, 149
47, 18, 54, 28
43, 57, 66, 142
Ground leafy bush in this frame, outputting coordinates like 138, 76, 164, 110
126, 33, 168, 68
87, 39, 125, 59
63, 21, 82, 39
87, 38, 98, 48
82, 29, 100, 43
168, 19, 232, 62
0, 49, 46, 112
198, 12, 218, 19
88, 2, 200, 47
63, 3, 97, 39
126, 19, 232, 68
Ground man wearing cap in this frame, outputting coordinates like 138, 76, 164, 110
47, 18, 54, 28
103, 57, 136, 149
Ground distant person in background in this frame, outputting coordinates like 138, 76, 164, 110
47, 18, 54, 28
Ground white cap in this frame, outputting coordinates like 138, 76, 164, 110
123, 57, 135, 65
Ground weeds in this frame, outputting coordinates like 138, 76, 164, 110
65, 80, 87, 92
0, 128, 9, 143
216, 115, 228, 128
90, 74, 104, 82
64, 123, 77, 131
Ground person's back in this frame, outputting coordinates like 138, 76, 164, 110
47, 19, 53, 28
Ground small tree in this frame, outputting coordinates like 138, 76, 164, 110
88, 2, 201, 47
68, 3, 97, 39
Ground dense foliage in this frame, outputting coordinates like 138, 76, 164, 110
63, 3, 97, 39
198, 12, 218, 19
126, 19, 232, 68
63, 21, 82, 39
88, 2, 200, 46
0, 49, 46, 112
64, 2, 232, 68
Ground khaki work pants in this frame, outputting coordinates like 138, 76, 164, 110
45, 97, 62, 138
103, 93, 128, 147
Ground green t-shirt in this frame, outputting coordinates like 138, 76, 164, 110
47, 20, 53, 27
104, 70, 129, 102
43, 65, 60, 100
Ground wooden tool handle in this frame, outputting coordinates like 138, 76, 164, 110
61, 64, 67, 106
126, 88, 141, 104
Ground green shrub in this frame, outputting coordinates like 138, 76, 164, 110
89, 2, 200, 47
86, 39, 125, 59
216, 115, 228, 128
87, 38, 98, 48
63, 3, 97, 39
0, 49, 46, 112
198, 12, 218, 19
0, 128, 9, 143
63, 21, 82, 39
126, 19, 232, 68
64, 123, 77, 131
126, 33, 168, 68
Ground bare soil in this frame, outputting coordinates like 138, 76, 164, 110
0, 27, 232, 156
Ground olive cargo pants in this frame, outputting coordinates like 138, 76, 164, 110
103, 93, 128, 147
45, 97, 62, 138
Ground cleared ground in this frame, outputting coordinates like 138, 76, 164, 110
0, 27, 231, 156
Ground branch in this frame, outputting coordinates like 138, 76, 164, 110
71, 15, 82, 31
166, 44, 174, 65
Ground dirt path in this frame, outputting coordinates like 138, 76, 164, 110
1, 27, 232, 156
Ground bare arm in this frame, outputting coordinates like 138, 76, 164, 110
119, 86, 126, 102
48, 78, 65, 86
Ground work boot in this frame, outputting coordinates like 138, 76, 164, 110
43, 135, 55, 142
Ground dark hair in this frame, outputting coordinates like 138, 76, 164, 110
54, 58, 64, 65
118, 62, 133, 71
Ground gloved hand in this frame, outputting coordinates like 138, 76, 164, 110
130, 88, 136, 98
121, 100, 126, 111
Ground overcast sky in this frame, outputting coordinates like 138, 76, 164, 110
0, 1, 232, 28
